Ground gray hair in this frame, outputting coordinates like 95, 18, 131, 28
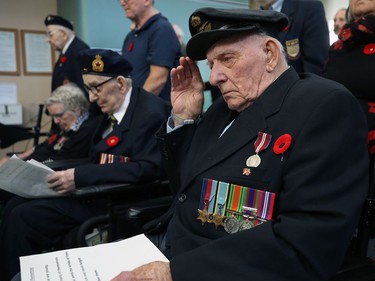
46, 83, 89, 115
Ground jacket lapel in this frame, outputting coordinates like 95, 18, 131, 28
92, 87, 139, 153
180, 68, 299, 191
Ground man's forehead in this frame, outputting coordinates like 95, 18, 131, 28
83, 74, 109, 83
46, 25, 61, 32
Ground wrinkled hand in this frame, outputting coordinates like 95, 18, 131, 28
170, 57, 204, 123
47, 168, 76, 193
0, 156, 9, 166
111, 261, 172, 281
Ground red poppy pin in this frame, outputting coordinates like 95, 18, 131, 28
47, 133, 58, 145
107, 136, 119, 147
60, 56, 67, 64
364, 43, 375, 55
273, 134, 292, 158
128, 42, 134, 52
332, 40, 343, 51
340, 27, 352, 42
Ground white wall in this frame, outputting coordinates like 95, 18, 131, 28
321, 0, 349, 44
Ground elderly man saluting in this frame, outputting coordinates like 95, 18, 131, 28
111, 8, 369, 281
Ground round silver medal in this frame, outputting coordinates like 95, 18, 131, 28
246, 154, 261, 167
239, 220, 254, 231
224, 216, 240, 234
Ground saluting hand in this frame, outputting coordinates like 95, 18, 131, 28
170, 57, 204, 125
47, 168, 76, 193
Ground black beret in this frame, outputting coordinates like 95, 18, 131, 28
44, 14, 74, 31
186, 8, 289, 60
78, 49, 133, 78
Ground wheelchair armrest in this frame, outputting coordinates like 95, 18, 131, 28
69, 180, 170, 199
45, 158, 90, 170
125, 195, 173, 221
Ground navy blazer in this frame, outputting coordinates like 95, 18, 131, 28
74, 87, 170, 187
280, 0, 329, 75
156, 68, 368, 281
51, 36, 90, 92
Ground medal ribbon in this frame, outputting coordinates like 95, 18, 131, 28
207, 180, 218, 213
199, 178, 213, 211
245, 188, 276, 225
254, 132, 272, 154
214, 181, 229, 216
226, 184, 247, 222
99, 153, 130, 164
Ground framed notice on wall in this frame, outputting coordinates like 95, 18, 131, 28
0, 28, 20, 75
21, 30, 55, 75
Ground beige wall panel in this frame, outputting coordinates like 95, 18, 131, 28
0, 0, 57, 157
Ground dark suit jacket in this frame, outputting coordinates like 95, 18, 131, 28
29, 116, 99, 162
156, 68, 369, 281
51, 36, 89, 92
280, 0, 329, 75
74, 87, 170, 187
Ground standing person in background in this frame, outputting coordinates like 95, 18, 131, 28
120, 0, 181, 102
334, 8, 348, 35
323, 0, 375, 155
173, 23, 187, 56
254, 0, 329, 75
45, 15, 89, 93
45, 15, 101, 117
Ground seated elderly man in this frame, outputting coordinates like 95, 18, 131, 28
0, 49, 170, 281
110, 8, 369, 281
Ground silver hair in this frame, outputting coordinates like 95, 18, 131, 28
230, 31, 287, 62
46, 83, 89, 115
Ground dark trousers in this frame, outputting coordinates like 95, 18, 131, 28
0, 196, 106, 281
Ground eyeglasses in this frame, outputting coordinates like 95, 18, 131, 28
46, 30, 60, 38
49, 109, 67, 119
84, 77, 115, 95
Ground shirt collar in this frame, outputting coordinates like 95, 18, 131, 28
113, 86, 132, 124
272, 0, 284, 12
133, 13, 162, 34
62, 35, 75, 54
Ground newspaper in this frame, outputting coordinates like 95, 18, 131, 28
0, 154, 60, 198
20, 234, 168, 281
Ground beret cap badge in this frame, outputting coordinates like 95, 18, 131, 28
92, 55, 104, 73
191, 15, 212, 34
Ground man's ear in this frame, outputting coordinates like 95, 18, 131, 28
265, 39, 279, 72
116, 76, 128, 92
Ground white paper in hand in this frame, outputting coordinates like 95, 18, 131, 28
0, 155, 59, 198
20, 234, 168, 281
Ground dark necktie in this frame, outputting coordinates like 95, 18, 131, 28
108, 115, 117, 128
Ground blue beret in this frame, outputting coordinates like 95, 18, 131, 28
186, 8, 289, 60
78, 49, 133, 78
44, 15, 74, 31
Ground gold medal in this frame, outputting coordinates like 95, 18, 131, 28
246, 154, 261, 167
197, 209, 209, 225
211, 213, 226, 228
